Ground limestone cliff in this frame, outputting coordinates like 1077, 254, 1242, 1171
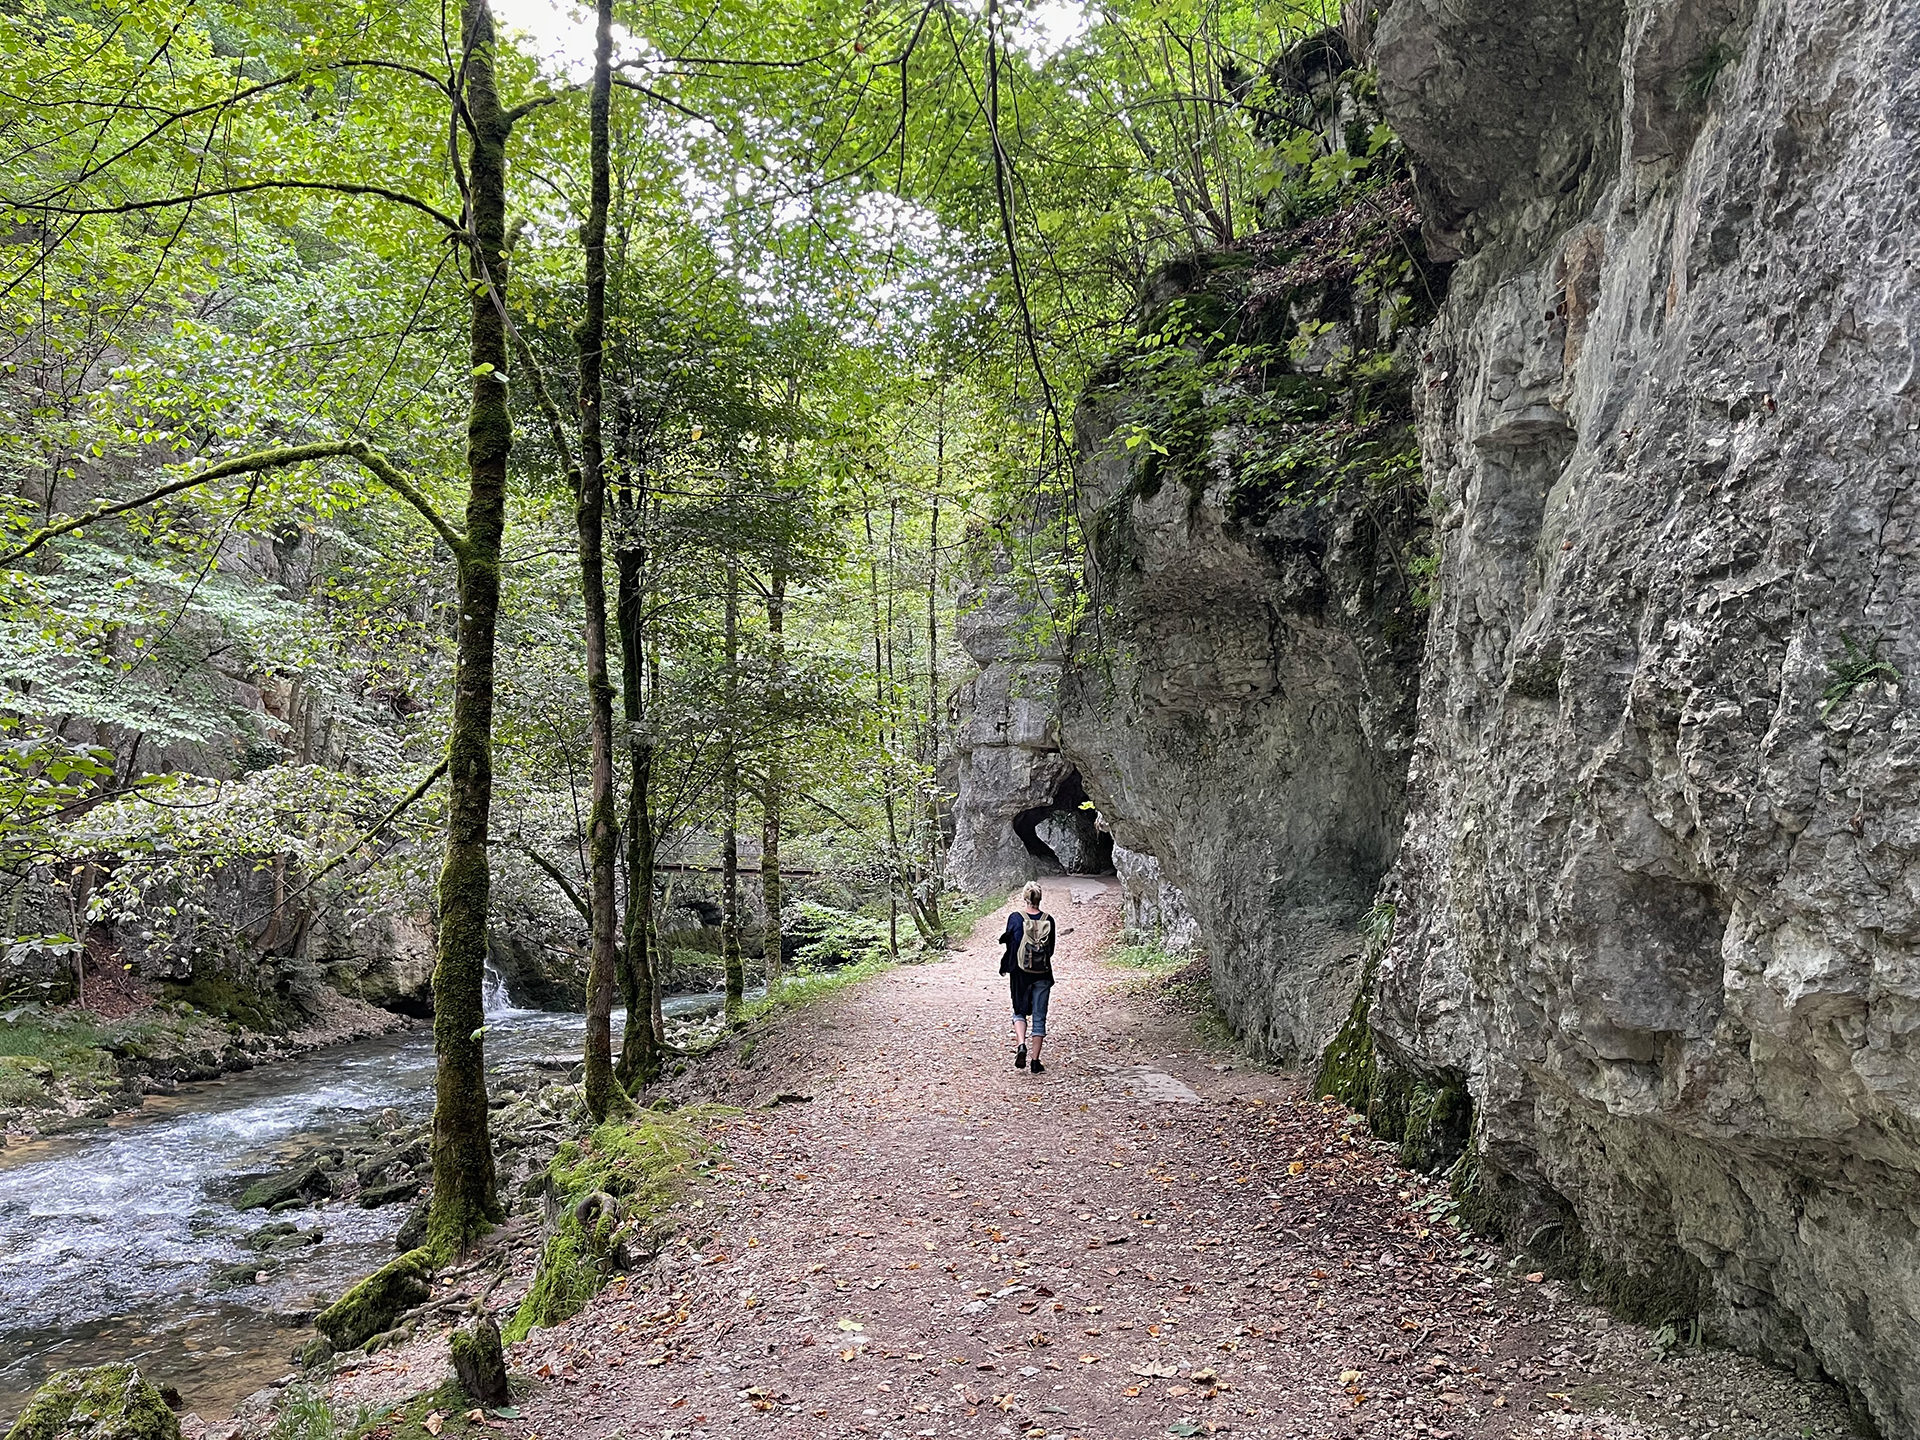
1370, 0, 1920, 1430
949, 0, 1920, 1430
948, 543, 1112, 895
1057, 37, 1438, 1059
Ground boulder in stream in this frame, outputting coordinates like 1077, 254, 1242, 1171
4, 1363, 181, 1440
314, 1250, 432, 1350
235, 1162, 332, 1211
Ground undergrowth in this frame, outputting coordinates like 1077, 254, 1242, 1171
0, 1004, 216, 1112
501, 1105, 727, 1344
1106, 936, 1229, 1049
1110, 937, 1192, 976
732, 953, 895, 1030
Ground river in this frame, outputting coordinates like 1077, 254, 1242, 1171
0, 979, 744, 1425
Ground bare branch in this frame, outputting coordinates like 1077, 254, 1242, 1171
0, 439, 467, 568
303, 758, 452, 890
526, 846, 592, 923
12, 180, 466, 237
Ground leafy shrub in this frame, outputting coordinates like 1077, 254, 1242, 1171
787, 902, 893, 969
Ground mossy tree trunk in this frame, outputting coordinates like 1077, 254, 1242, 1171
760, 570, 785, 990
427, 0, 520, 1258
720, 554, 744, 1015
613, 497, 658, 1084
575, 0, 625, 1123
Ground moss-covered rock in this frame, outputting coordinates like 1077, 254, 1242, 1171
1314, 955, 1472, 1172
501, 1108, 715, 1343
4, 1364, 180, 1440
1446, 1147, 1705, 1328
314, 1250, 432, 1350
236, 1162, 333, 1211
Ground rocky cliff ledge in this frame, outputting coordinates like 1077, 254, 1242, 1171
1057, 32, 1437, 1060
1370, 0, 1920, 1430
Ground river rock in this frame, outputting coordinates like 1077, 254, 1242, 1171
4, 1363, 181, 1440
314, 1252, 431, 1350
393, 1200, 430, 1253
235, 1162, 331, 1211
244, 1222, 322, 1253
358, 1176, 421, 1209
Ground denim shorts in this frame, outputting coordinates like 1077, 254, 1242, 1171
1011, 975, 1053, 1037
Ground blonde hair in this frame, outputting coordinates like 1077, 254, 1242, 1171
1022, 881, 1044, 907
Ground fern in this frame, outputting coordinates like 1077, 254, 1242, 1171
1820, 633, 1899, 720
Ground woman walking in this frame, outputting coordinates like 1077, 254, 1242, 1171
1000, 880, 1056, 1072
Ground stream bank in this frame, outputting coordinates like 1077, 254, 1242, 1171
0, 989, 410, 1144
0, 981, 747, 1432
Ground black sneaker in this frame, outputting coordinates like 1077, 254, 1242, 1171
1030, 1060, 1046, 1074
1014, 1044, 1028, 1070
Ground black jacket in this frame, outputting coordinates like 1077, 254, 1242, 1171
998, 910, 1056, 978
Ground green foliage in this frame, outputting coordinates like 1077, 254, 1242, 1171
1820, 633, 1899, 720
730, 952, 896, 1031
502, 1108, 721, 1343
1407, 548, 1440, 610
787, 903, 895, 969
1682, 45, 1737, 103
1099, 171, 1430, 539
1109, 939, 1191, 976
268, 1386, 344, 1440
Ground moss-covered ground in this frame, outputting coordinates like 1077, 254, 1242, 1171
500, 1105, 727, 1343
0, 1003, 242, 1132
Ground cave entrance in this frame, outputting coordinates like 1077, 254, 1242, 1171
1012, 769, 1115, 876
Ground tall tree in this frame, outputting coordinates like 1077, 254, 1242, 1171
574, 0, 627, 1122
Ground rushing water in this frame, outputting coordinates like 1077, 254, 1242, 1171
0, 974, 740, 1424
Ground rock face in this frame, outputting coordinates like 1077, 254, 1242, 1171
1364, 0, 1920, 1431
950, 3, 1920, 1426
948, 544, 1111, 895
1113, 845, 1201, 952
1063, 401, 1427, 1058
1054, 60, 1437, 1060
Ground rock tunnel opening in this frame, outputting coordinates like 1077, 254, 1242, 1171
1012, 769, 1115, 876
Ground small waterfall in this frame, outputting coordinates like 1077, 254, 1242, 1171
481, 958, 516, 1018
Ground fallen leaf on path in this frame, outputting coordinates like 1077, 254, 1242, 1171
1525, 1272, 1545, 1283
424, 1413, 445, 1436
1130, 1363, 1179, 1378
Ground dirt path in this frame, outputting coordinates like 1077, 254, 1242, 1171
470, 882, 1862, 1440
